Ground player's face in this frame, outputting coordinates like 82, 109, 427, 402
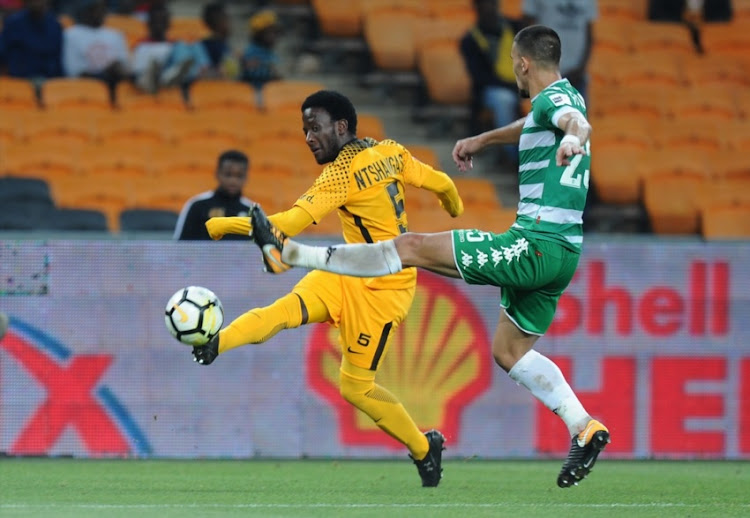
216, 160, 247, 197
511, 42, 530, 99
302, 107, 344, 164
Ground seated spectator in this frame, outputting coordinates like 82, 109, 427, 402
63, 0, 130, 94
131, 3, 192, 93
195, 0, 237, 79
0, 0, 63, 83
242, 9, 282, 106
460, 0, 522, 166
649, 0, 732, 23
173, 150, 252, 241
163, 1, 237, 90
522, 0, 597, 102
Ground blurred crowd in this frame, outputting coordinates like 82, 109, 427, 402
0, 0, 282, 102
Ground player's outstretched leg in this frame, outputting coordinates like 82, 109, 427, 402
410, 429, 446, 487
557, 419, 610, 488
250, 205, 291, 274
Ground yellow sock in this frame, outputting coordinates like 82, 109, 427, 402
340, 359, 429, 459
219, 292, 326, 353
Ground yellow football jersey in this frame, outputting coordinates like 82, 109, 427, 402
294, 138, 451, 289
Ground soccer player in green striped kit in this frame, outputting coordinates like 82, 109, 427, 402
250, 25, 609, 489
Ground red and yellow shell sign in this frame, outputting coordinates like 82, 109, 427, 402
306, 271, 492, 449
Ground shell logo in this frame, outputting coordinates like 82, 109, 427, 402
306, 271, 492, 449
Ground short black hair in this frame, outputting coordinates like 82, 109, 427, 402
202, 1, 226, 28
514, 25, 561, 68
217, 150, 249, 169
301, 90, 358, 135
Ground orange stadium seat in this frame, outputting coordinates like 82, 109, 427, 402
608, 54, 683, 88
591, 19, 632, 54
363, 6, 422, 71
665, 88, 736, 122
96, 112, 171, 147
697, 177, 750, 213
1, 144, 82, 181
722, 120, 750, 150
598, 0, 647, 21
701, 202, 750, 239
310, 0, 363, 37
0, 114, 24, 146
735, 0, 750, 21
357, 114, 386, 140
42, 78, 112, 112
0, 77, 38, 111
257, 111, 302, 140
189, 80, 257, 112
452, 177, 502, 210
589, 87, 663, 121
590, 115, 653, 150
711, 150, 750, 180
643, 171, 706, 234
681, 55, 749, 87
629, 22, 695, 56
23, 112, 98, 146
427, 0, 474, 26
413, 17, 473, 53
53, 175, 134, 231
636, 149, 712, 184
404, 144, 441, 170
700, 22, 750, 57
417, 41, 472, 105
168, 16, 210, 43
167, 112, 248, 148
653, 120, 722, 154
116, 82, 188, 113
248, 135, 319, 178
589, 142, 649, 204
261, 80, 327, 112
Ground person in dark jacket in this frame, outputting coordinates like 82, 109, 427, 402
173, 150, 252, 240
0, 0, 63, 81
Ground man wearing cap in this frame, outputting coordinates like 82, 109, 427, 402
241, 9, 282, 106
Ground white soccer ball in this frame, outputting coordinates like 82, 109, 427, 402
164, 286, 224, 346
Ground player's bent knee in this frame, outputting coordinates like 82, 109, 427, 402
339, 373, 373, 406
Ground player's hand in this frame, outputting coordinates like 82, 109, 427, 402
452, 136, 482, 172
205, 217, 230, 240
556, 136, 586, 166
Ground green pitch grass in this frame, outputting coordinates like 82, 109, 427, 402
1, 459, 749, 518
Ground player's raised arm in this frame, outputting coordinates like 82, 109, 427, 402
554, 111, 591, 167
452, 117, 527, 172
402, 149, 464, 217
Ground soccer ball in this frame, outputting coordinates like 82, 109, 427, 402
164, 286, 224, 346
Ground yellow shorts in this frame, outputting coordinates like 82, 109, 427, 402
293, 270, 415, 371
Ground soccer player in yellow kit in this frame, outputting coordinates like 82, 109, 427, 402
194, 90, 464, 487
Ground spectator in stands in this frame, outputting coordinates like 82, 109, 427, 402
165, 1, 237, 90
649, 0, 733, 23
522, 0, 597, 102
63, 0, 130, 97
174, 150, 252, 241
460, 0, 523, 166
242, 9, 282, 106
0, 0, 64, 83
131, 3, 192, 93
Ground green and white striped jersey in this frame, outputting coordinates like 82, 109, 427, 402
513, 79, 590, 252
